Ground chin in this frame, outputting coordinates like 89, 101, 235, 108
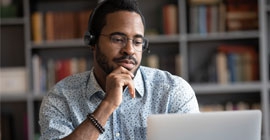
132, 66, 140, 76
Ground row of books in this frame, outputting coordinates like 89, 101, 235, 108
215, 45, 259, 84
31, 10, 91, 43
31, 44, 259, 93
32, 55, 91, 94
191, 44, 259, 84
188, 0, 258, 34
142, 54, 182, 76
30, 0, 258, 39
200, 101, 261, 112
189, 0, 224, 34
225, 0, 258, 31
32, 53, 182, 93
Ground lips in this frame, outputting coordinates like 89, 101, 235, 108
116, 59, 135, 70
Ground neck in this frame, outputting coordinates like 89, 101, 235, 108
93, 67, 107, 92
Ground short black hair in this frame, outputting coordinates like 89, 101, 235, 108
87, 0, 146, 42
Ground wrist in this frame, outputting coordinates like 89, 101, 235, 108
92, 100, 117, 125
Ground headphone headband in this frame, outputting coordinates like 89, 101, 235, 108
84, 1, 106, 46
84, 0, 149, 53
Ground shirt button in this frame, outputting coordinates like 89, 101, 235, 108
116, 132, 120, 137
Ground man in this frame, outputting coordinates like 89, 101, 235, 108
39, 0, 199, 139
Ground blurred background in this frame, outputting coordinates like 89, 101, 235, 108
0, 0, 269, 139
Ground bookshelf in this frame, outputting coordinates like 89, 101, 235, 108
1, 0, 269, 139
259, 0, 270, 140
0, 0, 30, 139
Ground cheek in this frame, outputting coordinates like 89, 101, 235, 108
98, 42, 118, 58
135, 52, 142, 64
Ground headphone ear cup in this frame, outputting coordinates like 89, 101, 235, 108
84, 31, 96, 46
143, 39, 150, 53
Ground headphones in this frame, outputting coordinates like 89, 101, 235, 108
84, 1, 150, 53
84, 1, 104, 46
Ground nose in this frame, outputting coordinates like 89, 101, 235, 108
121, 39, 135, 55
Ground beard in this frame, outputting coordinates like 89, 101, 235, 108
95, 45, 140, 75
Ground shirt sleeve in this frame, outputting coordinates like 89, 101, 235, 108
39, 87, 74, 140
169, 76, 200, 113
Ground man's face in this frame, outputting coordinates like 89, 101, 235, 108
93, 11, 145, 76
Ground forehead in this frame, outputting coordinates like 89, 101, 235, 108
101, 11, 145, 36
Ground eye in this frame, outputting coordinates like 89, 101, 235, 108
111, 35, 125, 44
133, 38, 144, 46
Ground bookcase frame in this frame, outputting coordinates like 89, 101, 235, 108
0, 0, 269, 139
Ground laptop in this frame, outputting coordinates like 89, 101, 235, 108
147, 110, 262, 140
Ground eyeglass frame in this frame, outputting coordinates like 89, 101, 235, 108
99, 33, 148, 52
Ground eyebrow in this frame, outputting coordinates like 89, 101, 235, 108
110, 32, 144, 38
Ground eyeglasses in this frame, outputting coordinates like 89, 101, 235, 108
100, 34, 147, 52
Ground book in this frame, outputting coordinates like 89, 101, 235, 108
227, 53, 238, 82
77, 10, 92, 38
225, 102, 234, 110
217, 45, 259, 82
218, 2, 226, 32
78, 58, 88, 73
216, 52, 228, 84
0, 67, 27, 93
31, 12, 44, 43
162, 4, 178, 35
55, 59, 72, 83
32, 55, 41, 94
47, 59, 55, 90
209, 4, 219, 33
198, 5, 207, 34
146, 54, 159, 68
189, 5, 199, 33
45, 12, 54, 41
236, 101, 250, 110
241, 52, 253, 81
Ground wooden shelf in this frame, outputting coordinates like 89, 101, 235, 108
192, 82, 262, 94
31, 39, 85, 48
0, 18, 25, 25
187, 31, 259, 41
146, 34, 180, 43
0, 93, 29, 101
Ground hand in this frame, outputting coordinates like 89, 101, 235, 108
104, 66, 135, 108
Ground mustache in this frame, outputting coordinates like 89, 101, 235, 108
113, 55, 138, 65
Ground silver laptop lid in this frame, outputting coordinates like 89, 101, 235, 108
147, 110, 262, 140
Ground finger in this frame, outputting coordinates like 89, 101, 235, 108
110, 67, 135, 98
116, 66, 134, 78
118, 74, 135, 98
126, 80, 135, 98
123, 81, 135, 98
